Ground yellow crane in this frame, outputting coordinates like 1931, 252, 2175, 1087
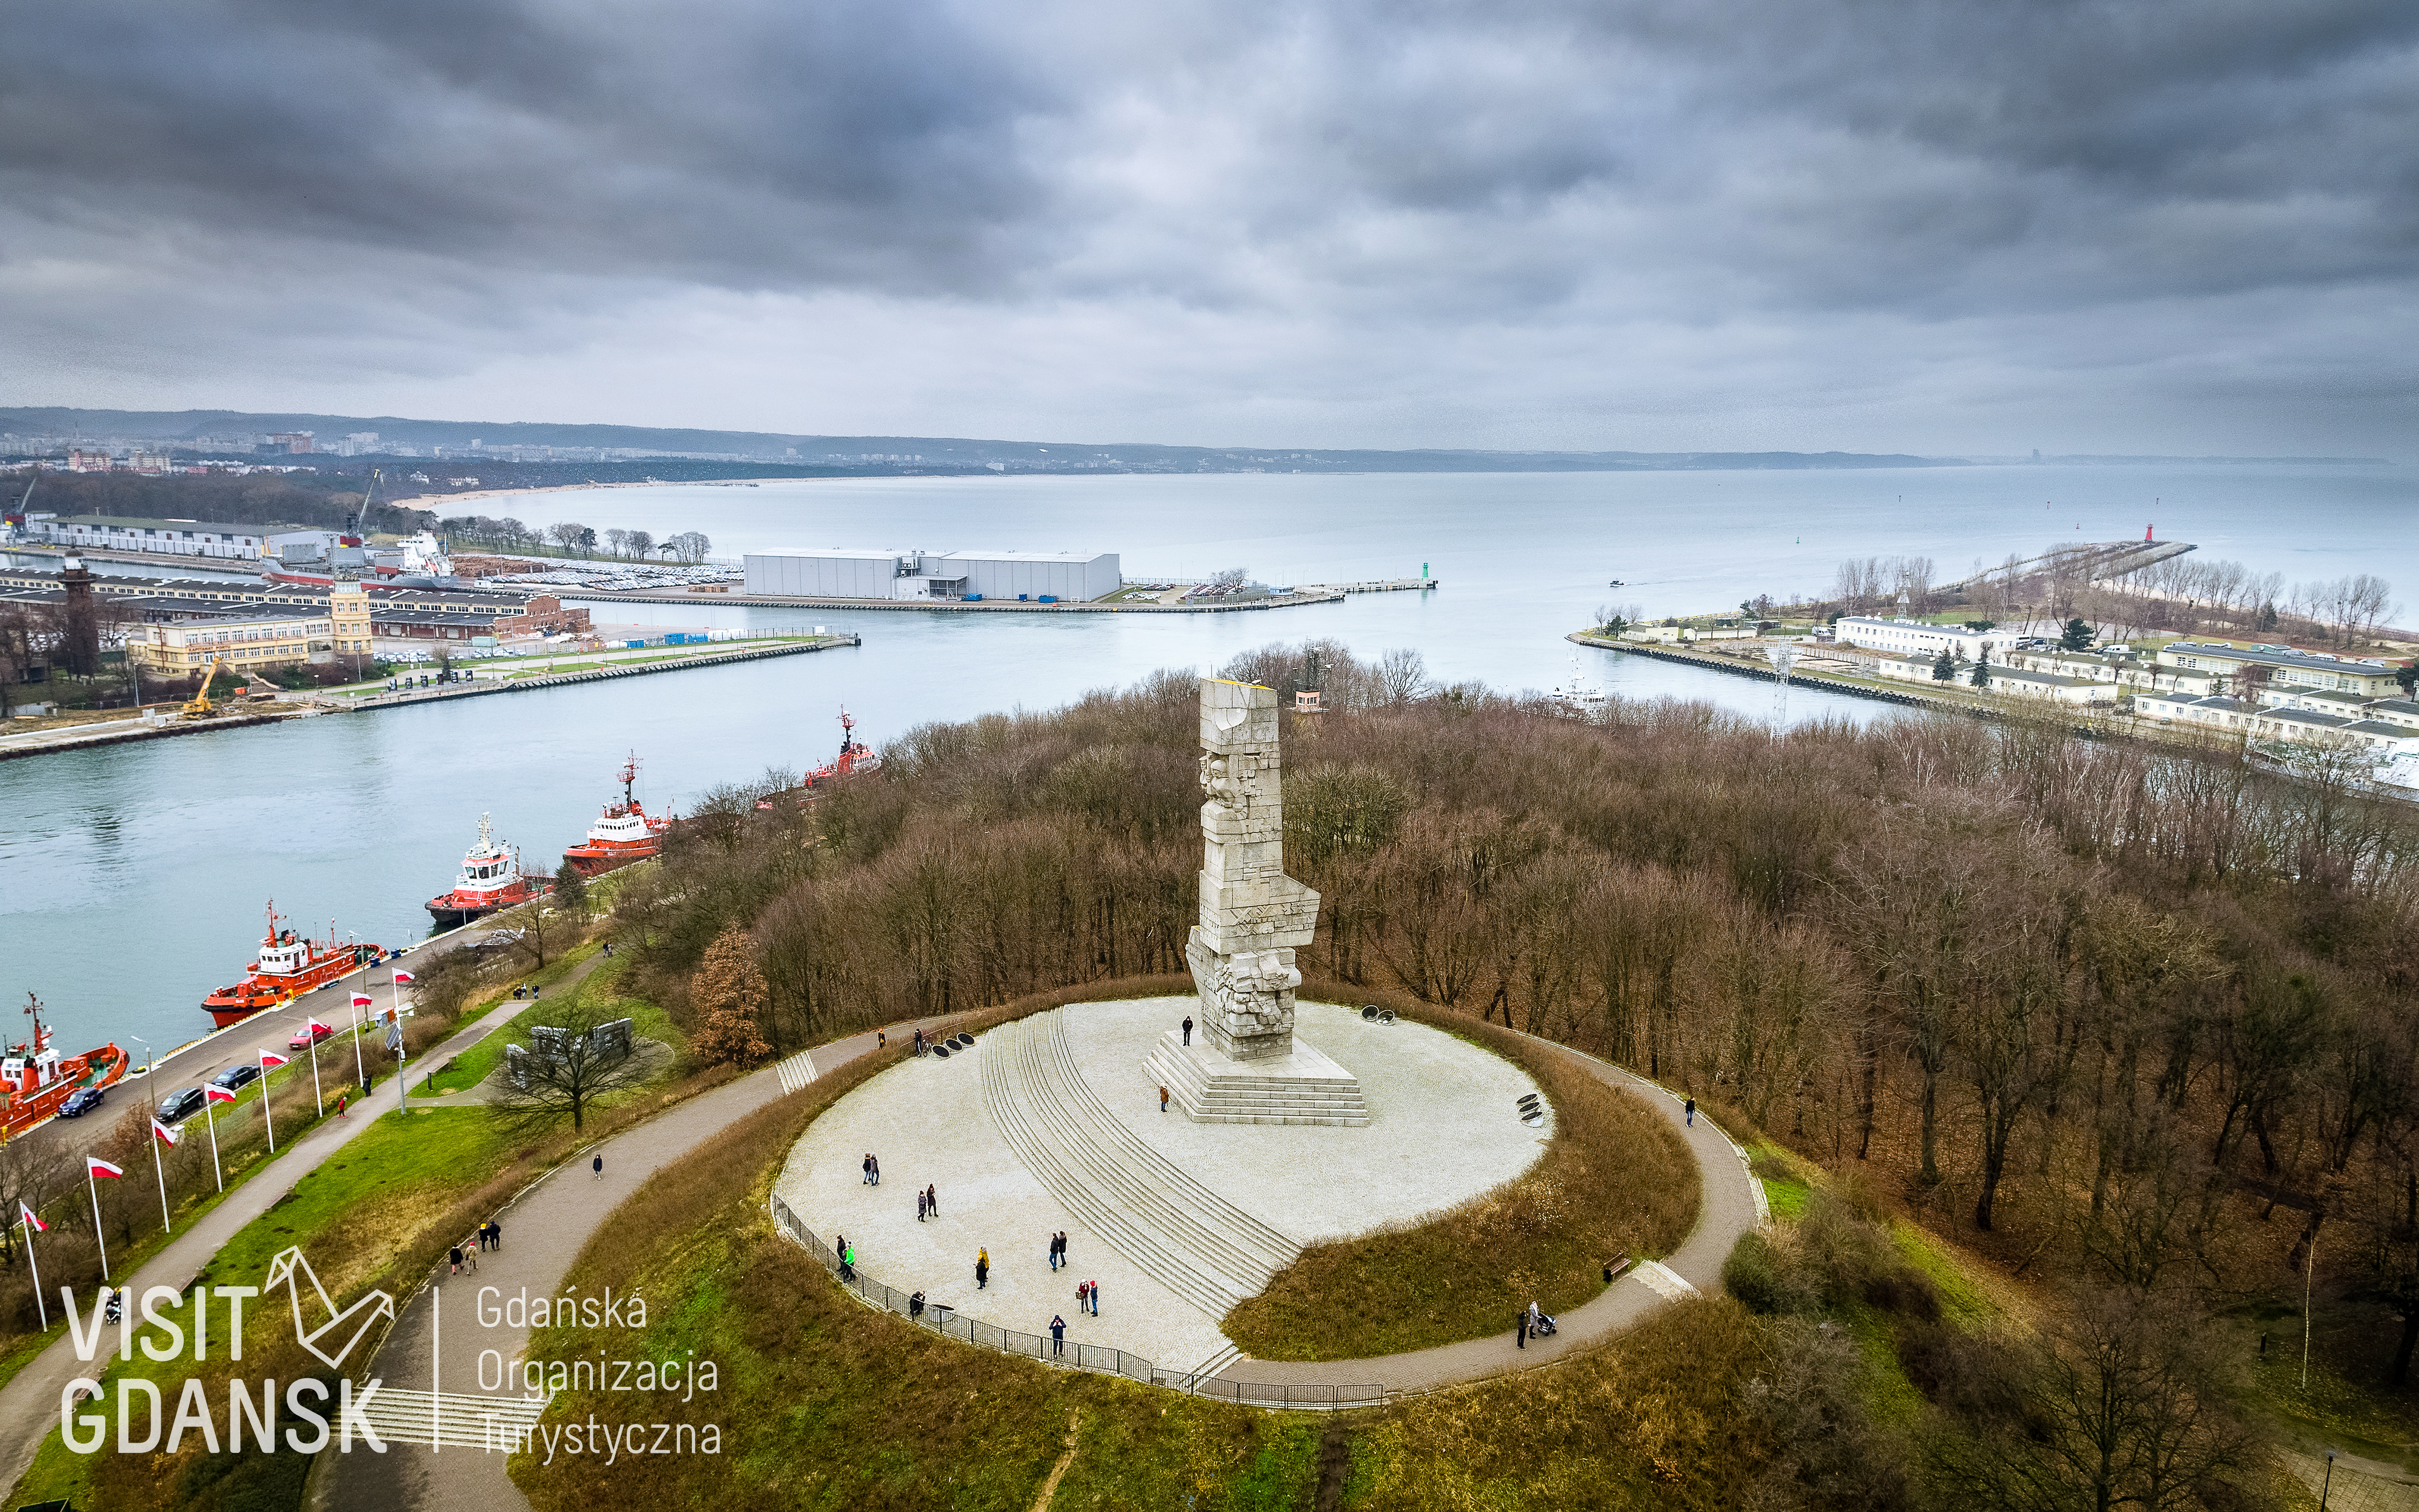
182, 652, 224, 718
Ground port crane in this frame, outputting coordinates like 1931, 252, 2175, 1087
339, 469, 382, 548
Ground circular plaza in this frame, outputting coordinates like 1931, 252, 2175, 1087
774, 996, 1550, 1379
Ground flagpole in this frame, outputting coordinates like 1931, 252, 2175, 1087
203, 1099, 224, 1192
21, 1212, 44, 1330
260, 1060, 276, 1155
149, 1130, 172, 1235
350, 995, 367, 1088
310, 1035, 323, 1117
86, 1168, 109, 1282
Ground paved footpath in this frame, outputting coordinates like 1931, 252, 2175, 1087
1212, 1036, 1766, 1393
0, 1000, 535, 1497
314, 1022, 906, 1512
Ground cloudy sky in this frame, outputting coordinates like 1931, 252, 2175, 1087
3, 0, 2414, 455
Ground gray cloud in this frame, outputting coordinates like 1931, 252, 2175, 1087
0, 0, 2413, 453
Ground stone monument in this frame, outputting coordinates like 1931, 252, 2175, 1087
1148, 678, 1366, 1125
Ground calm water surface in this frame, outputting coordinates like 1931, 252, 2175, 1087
3, 464, 2406, 1055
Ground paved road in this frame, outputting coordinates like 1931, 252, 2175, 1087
10, 920, 523, 1169
0, 1001, 527, 1499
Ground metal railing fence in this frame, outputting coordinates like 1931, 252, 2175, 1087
770, 1195, 1382, 1410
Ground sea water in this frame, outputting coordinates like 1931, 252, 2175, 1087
2, 463, 2406, 1051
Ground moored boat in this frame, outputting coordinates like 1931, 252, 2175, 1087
562, 754, 672, 878
202, 902, 388, 1029
3, 994, 128, 1135
803, 706, 881, 789
427, 813, 552, 930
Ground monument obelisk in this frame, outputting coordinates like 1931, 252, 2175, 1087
1149, 678, 1367, 1125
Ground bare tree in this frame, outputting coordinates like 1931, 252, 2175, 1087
603, 527, 631, 557
664, 530, 712, 564
491, 1001, 648, 1133
1375, 647, 1431, 705
625, 528, 654, 560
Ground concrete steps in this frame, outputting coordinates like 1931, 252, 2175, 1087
350, 1387, 549, 1450
981, 1011, 1301, 1320
1146, 1033, 1370, 1126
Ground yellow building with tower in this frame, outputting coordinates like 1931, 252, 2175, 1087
329, 579, 373, 658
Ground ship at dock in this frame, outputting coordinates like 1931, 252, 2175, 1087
803, 707, 881, 790
562, 754, 673, 879
427, 813, 553, 930
203, 902, 388, 1029
4, 994, 128, 1135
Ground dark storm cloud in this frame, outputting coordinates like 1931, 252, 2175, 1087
1, 0, 2413, 450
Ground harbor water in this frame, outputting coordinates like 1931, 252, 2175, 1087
2, 463, 2407, 1056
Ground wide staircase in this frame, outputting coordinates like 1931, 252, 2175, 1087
1146, 1035, 1369, 1126
981, 1010, 1302, 1319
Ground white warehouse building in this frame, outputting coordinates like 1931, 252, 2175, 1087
744, 548, 1121, 603
1836, 616, 2013, 663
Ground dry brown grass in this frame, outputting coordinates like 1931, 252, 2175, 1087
1223, 981, 1697, 1361
1356, 1296, 1769, 1511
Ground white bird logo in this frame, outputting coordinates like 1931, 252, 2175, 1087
264, 1246, 396, 1368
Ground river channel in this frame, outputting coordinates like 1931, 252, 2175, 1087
2, 462, 2404, 1056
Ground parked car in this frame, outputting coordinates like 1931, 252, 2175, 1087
57, 1086, 106, 1119
156, 1086, 208, 1124
209, 1063, 261, 1093
287, 1023, 333, 1051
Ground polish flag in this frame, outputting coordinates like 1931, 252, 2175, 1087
19, 1202, 45, 1232
152, 1119, 179, 1146
392, 970, 415, 984
351, 994, 374, 1008
204, 1085, 238, 1104
259, 1050, 290, 1069
87, 1158, 122, 1180
308, 1021, 333, 1035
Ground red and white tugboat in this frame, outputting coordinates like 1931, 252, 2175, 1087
3, 994, 129, 1135
802, 706, 881, 791
562, 754, 673, 878
426, 813, 553, 930
203, 901, 388, 1028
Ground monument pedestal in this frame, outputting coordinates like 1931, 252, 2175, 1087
1147, 1030, 1369, 1127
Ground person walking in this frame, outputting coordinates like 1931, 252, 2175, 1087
917, 1189, 928, 1222
449, 1245, 463, 1276
863, 1153, 874, 1185
1684, 1097, 1696, 1127
976, 1249, 990, 1289
592, 1153, 604, 1180
335, 1092, 347, 1119
1181, 1015, 1193, 1047
926, 1183, 937, 1217
1516, 1311, 1528, 1350
870, 1153, 881, 1186
878, 1029, 887, 1050
1050, 1315, 1067, 1357
1528, 1300, 1541, 1334
1160, 1085, 1170, 1113
1049, 1232, 1062, 1271
1087, 1279, 1100, 1316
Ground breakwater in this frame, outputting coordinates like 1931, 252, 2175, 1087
570, 587, 1347, 612
1568, 632, 1963, 713
334, 636, 860, 712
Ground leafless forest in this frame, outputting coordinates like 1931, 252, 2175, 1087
621, 641, 2419, 1397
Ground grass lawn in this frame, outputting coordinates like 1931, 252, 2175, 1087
423, 952, 681, 1096
1222, 992, 1698, 1361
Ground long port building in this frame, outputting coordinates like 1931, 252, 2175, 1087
743, 547, 1120, 602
